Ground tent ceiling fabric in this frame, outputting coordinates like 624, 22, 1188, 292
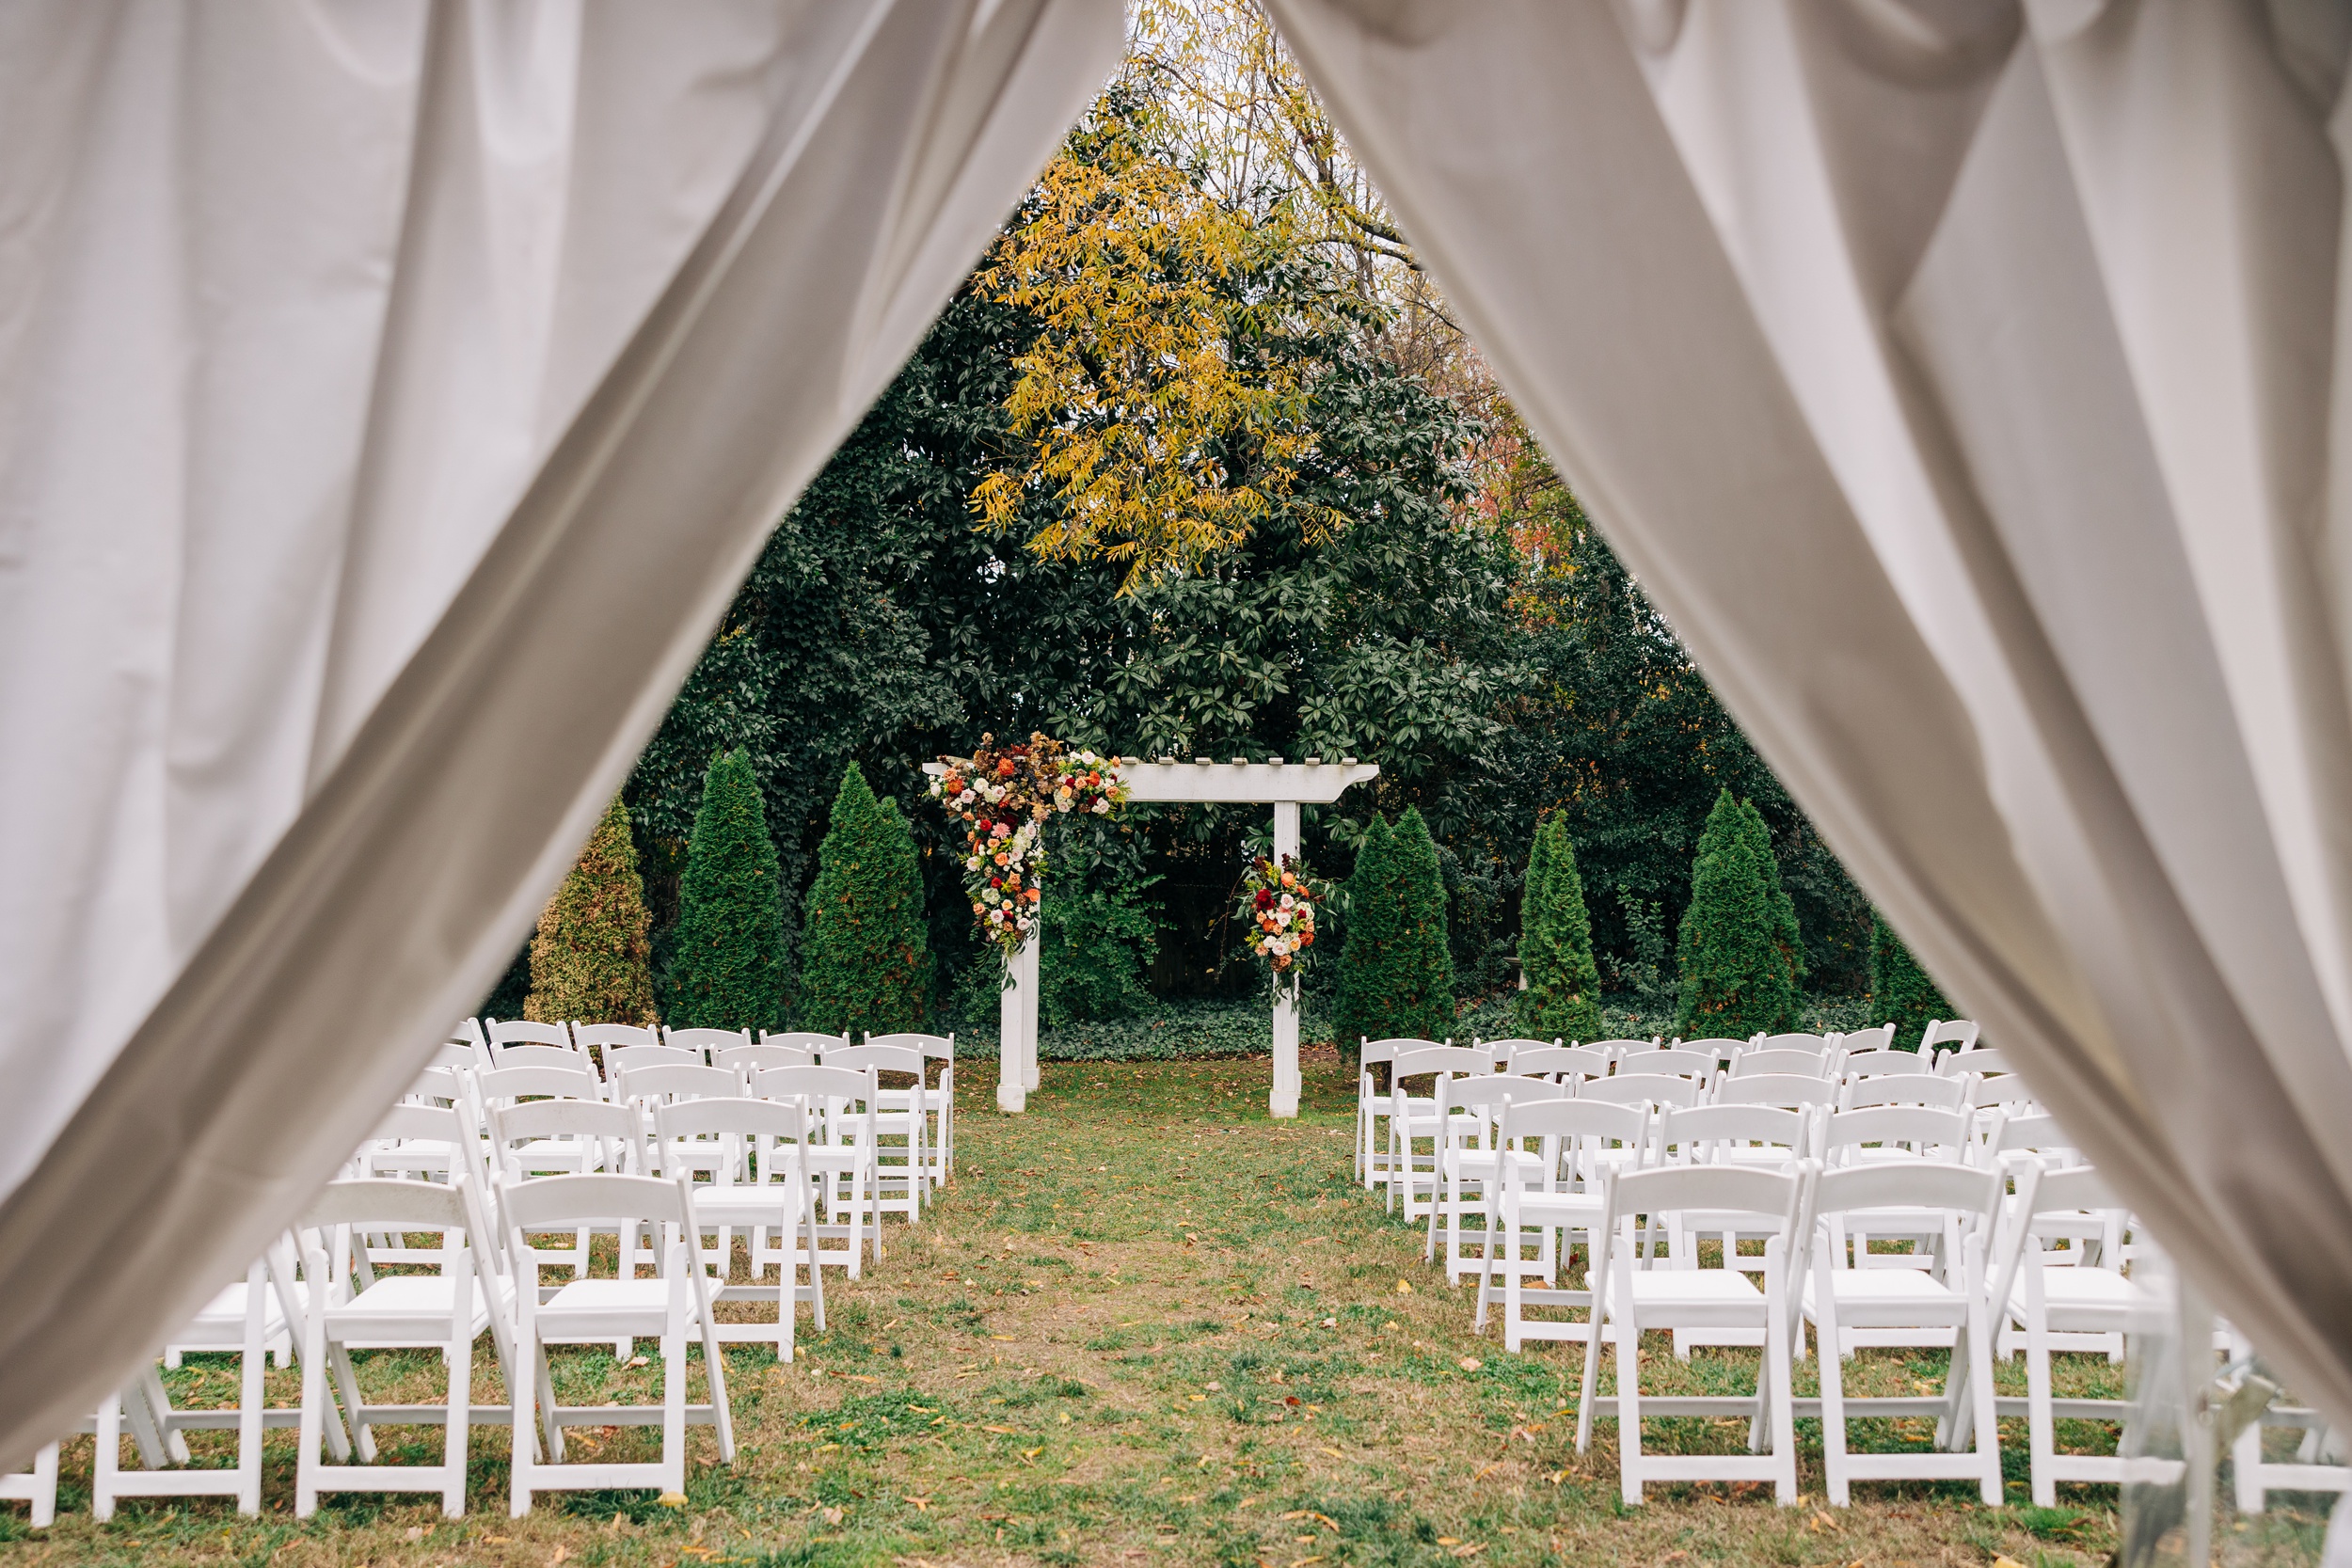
1268, 0, 2352, 1423
0, 0, 1120, 1465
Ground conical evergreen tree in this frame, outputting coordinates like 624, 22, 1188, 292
1740, 798, 1806, 992
1389, 806, 1457, 1040
665, 747, 789, 1031
526, 793, 659, 1027
1870, 912, 1954, 1050
1517, 816, 1604, 1041
798, 764, 929, 1037
1676, 789, 1797, 1037
1332, 816, 1399, 1054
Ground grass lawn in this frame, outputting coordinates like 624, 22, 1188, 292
4, 1051, 2334, 1565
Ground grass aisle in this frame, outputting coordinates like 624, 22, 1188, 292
18, 1053, 2319, 1565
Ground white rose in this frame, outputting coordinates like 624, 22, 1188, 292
1092, 798, 1110, 815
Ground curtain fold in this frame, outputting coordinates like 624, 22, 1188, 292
0, 0, 1120, 1466
1269, 0, 2352, 1426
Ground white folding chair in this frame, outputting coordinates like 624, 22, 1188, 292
1839, 1072, 1966, 1111
832, 1042, 931, 1219
1474, 1037, 1555, 1070
295, 1174, 516, 1517
486, 1018, 579, 1066
488, 1097, 644, 1348
613, 1063, 743, 1132
2228, 1330, 2352, 1515
1805, 1162, 2008, 1505
1578, 1072, 1702, 1110
865, 1032, 956, 1189
1506, 1044, 1613, 1087
573, 1022, 660, 1073
1941, 1045, 2011, 1079
1428, 1074, 1567, 1283
1651, 1103, 1808, 1355
95, 1239, 309, 1518
1590, 1037, 1667, 1056
1355, 1038, 1409, 1192
453, 1017, 495, 1072
1997, 1165, 2151, 1505
1839, 1048, 1929, 1080
1712, 1073, 1837, 1111
1832, 1023, 1896, 1055
1477, 1099, 1652, 1351
1757, 1032, 1834, 1053
0, 1443, 58, 1529
716, 1041, 812, 1073
1574, 1163, 1812, 1505
1728, 1046, 1832, 1079
502, 1173, 736, 1514
1388, 1044, 1486, 1221
654, 1097, 825, 1361
1615, 1046, 1718, 1084
609, 1043, 708, 1076
762, 1029, 850, 1058
664, 1026, 751, 1057
1920, 1019, 1980, 1058
753, 1065, 880, 1275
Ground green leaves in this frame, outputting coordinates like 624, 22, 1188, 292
799, 765, 930, 1038
1516, 816, 1604, 1042
1675, 789, 1799, 1038
665, 748, 788, 1032
1332, 809, 1454, 1050
526, 793, 659, 1028
1870, 913, 1953, 1051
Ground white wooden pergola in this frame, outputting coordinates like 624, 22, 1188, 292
926, 756, 1378, 1116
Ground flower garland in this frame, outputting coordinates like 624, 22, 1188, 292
928, 733, 1127, 961
1237, 853, 1323, 995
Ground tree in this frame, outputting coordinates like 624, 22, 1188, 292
1332, 815, 1398, 1051
798, 765, 930, 1038
1517, 816, 1604, 1041
1871, 913, 1955, 1050
1387, 807, 1457, 1039
1740, 797, 1805, 994
526, 793, 659, 1027
665, 748, 789, 1031
1675, 790, 1797, 1037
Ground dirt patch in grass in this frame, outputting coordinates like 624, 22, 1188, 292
8, 1054, 2323, 1564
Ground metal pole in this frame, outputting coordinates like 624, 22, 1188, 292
1271, 800, 1301, 1118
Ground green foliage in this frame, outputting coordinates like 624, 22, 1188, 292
1041, 880, 1160, 1027
1871, 912, 1955, 1050
1333, 810, 1455, 1046
798, 765, 929, 1038
664, 748, 789, 1031
526, 794, 659, 1027
1516, 816, 1604, 1041
1331, 816, 1397, 1049
1740, 798, 1805, 990
1675, 790, 1798, 1038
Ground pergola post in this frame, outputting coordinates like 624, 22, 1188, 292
997, 929, 1038, 1114
1270, 800, 1302, 1118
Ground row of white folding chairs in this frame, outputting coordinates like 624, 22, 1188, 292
38, 1130, 831, 1528
412, 1043, 952, 1218
1367, 1044, 2039, 1214
1379, 1101, 2131, 1513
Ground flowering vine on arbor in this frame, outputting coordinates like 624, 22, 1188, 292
928, 733, 1127, 962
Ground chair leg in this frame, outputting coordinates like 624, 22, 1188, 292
2026, 1257, 2057, 1508
92, 1392, 120, 1522
1816, 1267, 1848, 1505
236, 1260, 267, 1516
1965, 1290, 2002, 1505
661, 1297, 688, 1499
443, 1296, 472, 1516
295, 1263, 328, 1518
1764, 1245, 1797, 1505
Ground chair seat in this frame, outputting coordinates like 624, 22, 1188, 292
690, 1186, 803, 1222
1508, 1190, 1603, 1225
178, 1281, 291, 1347
2010, 1267, 2147, 1329
538, 1278, 688, 1337
1804, 1269, 1967, 1325
330, 1276, 494, 1341
1441, 1148, 1542, 1177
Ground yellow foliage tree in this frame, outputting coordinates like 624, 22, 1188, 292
971, 93, 1327, 589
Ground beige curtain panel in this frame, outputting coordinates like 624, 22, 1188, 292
0, 0, 1120, 1465
1271, 0, 2352, 1424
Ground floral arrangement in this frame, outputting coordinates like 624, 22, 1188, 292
1237, 853, 1322, 994
929, 733, 1127, 961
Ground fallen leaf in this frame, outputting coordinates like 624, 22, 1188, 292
907, 1496, 930, 1512
1994, 1559, 2030, 1568
982, 1424, 1017, 1434
1395, 1280, 1413, 1294
1319, 1447, 1344, 1460
1457, 1357, 1483, 1372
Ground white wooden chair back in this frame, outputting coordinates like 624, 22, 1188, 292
665, 1026, 751, 1055
1615, 1046, 1715, 1081
1577, 1072, 1702, 1109
477, 1062, 602, 1106
1729, 1046, 1830, 1078
715, 1042, 813, 1072
1834, 1023, 1897, 1054
572, 1022, 660, 1054
762, 1029, 850, 1057
1920, 1018, 1980, 1055
608, 1043, 706, 1075
486, 1019, 575, 1063
1839, 1072, 1966, 1111
1839, 1048, 1928, 1079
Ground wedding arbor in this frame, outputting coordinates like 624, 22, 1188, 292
926, 756, 1376, 1116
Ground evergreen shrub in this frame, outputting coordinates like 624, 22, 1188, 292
664, 747, 789, 1032
798, 764, 929, 1038
1331, 816, 1398, 1053
1335, 810, 1456, 1049
1675, 789, 1798, 1037
1516, 816, 1604, 1042
1871, 913, 1955, 1050
525, 793, 659, 1027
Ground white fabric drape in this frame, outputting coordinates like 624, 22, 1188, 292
1269, 0, 2352, 1424
0, 0, 1120, 1465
